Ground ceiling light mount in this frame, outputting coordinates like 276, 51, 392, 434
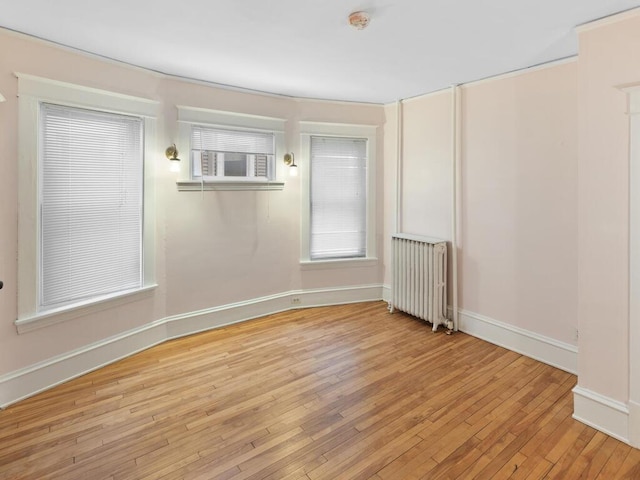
348, 11, 370, 30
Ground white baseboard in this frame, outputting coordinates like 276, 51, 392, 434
165, 285, 384, 339
450, 308, 636, 448
0, 284, 384, 408
629, 400, 640, 448
6, 288, 637, 450
455, 308, 578, 375
382, 284, 391, 303
0, 320, 168, 408
573, 386, 630, 444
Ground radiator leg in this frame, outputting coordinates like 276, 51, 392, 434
388, 302, 394, 313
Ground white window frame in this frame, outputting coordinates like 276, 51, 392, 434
176, 106, 285, 191
626, 84, 640, 448
299, 121, 377, 267
15, 74, 158, 333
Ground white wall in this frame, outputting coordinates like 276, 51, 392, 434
400, 92, 453, 241
576, 11, 639, 402
0, 29, 385, 392
385, 62, 579, 348
4, 10, 640, 448
574, 9, 640, 446
461, 62, 579, 345
0, 29, 168, 376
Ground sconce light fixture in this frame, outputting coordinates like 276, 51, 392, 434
165, 144, 181, 172
284, 152, 298, 177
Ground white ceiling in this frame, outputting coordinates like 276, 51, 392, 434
2, 1, 640, 104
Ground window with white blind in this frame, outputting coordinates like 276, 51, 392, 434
299, 122, 377, 265
16, 74, 158, 332
310, 136, 367, 259
175, 106, 285, 191
191, 125, 275, 181
40, 103, 143, 309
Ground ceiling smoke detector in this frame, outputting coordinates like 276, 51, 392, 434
348, 11, 370, 30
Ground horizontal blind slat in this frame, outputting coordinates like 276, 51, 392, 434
40, 103, 143, 308
191, 126, 274, 155
310, 136, 367, 260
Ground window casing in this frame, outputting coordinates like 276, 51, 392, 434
300, 122, 377, 265
39, 103, 144, 309
191, 125, 275, 182
176, 106, 285, 191
16, 74, 158, 333
310, 135, 367, 260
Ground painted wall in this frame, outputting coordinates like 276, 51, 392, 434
0, 29, 168, 376
461, 62, 579, 345
161, 81, 384, 316
0, 28, 385, 379
577, 11, 640, 403
400, 92, 453, 241
386, 62, 579, 346
4, 10, 639, 447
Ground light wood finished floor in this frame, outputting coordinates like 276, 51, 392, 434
1, 302, 639, 479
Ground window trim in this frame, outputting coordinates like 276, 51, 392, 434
625, 84, 640, 443
176, 106, 286, 191
15, 73, 159, 333
299, 121, 377, 265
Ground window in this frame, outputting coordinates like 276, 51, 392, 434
16, 74, 158, 332
300, 122, 377, 265
176, 106, 285, 191
191, 125, 275, 181
310, 136, 367, 259
40, 103, 143, 309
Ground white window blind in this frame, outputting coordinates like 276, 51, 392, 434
310, 136, 367, 260
191, 126, 274, 180
40, 103, 144, 309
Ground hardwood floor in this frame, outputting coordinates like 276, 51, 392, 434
1, 302, 639, 479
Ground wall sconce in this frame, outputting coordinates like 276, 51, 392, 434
284, 152, 298, 177
165, 144, 181, 172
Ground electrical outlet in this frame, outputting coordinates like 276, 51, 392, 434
291, 297, 301, 305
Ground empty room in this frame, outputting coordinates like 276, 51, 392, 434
1, 1, 640, 478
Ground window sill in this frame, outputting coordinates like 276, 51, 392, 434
300, 257, 378, 270
177, 180, 285, 191
15, 284, 158, 334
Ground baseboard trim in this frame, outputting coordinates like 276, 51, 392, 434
628, 400, 640, 448
0, 320, 168, 408
6, 288, 635, 448
0, 284, 384, 408
382, 284, 391, 303
573, 386, 630, 444
455, 308, 578, 375
165, 285, 385, 339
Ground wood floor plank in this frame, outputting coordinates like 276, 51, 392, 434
512, 456, 553, 480
0, 302, 637, 480
595, 442, 633, 480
